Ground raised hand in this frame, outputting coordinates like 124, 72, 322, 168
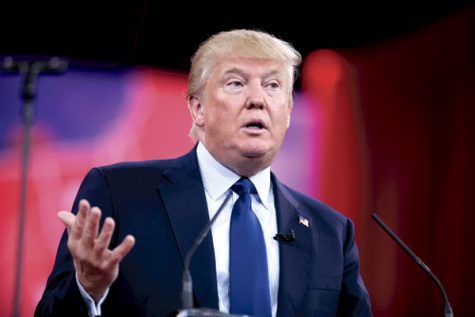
57, 199, 135, 302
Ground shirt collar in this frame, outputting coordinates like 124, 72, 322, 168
196, 142, 272, 209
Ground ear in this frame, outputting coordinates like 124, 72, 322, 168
188, 95, 205, 127
286, 100, 293, 128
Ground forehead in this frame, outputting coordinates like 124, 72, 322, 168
211, 56, 289, 79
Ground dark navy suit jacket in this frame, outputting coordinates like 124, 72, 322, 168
35, 148, 372, 317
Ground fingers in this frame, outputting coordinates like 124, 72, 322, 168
92, 217, 136, 266
63, 199, 101, 247
94, 217, 115, 259
57, 211, 76, 232
60, 199, 135, 261
81, 206, 101, 248
108, 235, 136, 267
70, 199, 90, 240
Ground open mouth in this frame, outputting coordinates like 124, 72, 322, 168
244, 120, 266, 130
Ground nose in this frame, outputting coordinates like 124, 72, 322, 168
245, 81, 265, 109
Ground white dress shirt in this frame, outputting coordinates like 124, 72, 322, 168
196, 142, 280, 317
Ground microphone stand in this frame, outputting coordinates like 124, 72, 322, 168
371, 213, 454, 317
1, 56, 67, 317
179, 193, 246, 317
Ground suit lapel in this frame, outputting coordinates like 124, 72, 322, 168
273, 175, 315, 317
156, 149, 219, 310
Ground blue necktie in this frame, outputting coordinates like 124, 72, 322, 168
229, 178, 272, 317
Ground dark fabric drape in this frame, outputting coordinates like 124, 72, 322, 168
303, 7, 475, 316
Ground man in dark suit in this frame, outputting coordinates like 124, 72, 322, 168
35, 29, 373, 317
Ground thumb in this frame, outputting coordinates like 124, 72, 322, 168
57, 211, 76, 233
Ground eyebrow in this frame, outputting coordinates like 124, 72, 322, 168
223, 67, 282, 79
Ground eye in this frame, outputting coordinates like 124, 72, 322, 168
266, 81, 280, 89
227, 80, 244, 87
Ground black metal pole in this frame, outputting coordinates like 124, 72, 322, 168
1, 56, 67, 317
12, 99, 33, 317
371, 213, 454, 317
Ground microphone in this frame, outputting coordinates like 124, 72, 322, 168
273, 229, 295, 243
1, 56, 68, 73
371, 213, 454, 317
181, 192, 233, 310
1, 56, 68, 101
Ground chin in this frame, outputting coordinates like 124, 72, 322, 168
234, 138, 276, 159
243, 147, 276, 162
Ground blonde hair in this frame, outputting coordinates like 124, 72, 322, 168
187, 29, 302, 140
187, 29, 302, 98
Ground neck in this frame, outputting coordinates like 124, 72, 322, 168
198, 141, 272, 177
227, 159, 269, 178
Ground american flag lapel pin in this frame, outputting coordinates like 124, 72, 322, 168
299, 215, 309, 228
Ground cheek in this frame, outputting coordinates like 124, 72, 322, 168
275, 106, 292, 129
203, 102, 235, 133
205, 105, 226, 125
206, 96, 241, 122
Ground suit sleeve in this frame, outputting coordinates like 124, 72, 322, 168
34, 168, 116, 317
336, 219, 373, 317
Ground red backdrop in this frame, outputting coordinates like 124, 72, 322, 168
303, 7, 475, 316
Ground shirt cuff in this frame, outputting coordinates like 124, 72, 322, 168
76, 272, 110, 317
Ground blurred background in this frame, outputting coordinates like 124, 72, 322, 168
1, 2, 474, 316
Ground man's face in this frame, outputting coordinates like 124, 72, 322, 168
189, 55, 293, 176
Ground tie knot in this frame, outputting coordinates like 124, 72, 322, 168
231, 178, 256, 196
